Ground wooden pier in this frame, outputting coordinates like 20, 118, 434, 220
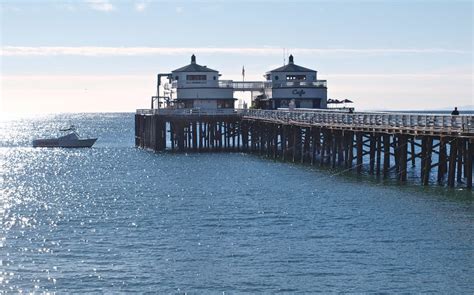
135, 108, 474, 189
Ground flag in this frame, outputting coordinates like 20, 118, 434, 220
242, 66, 245, 78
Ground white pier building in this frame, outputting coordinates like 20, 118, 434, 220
170, 54, 235, 109
262, 55, 327, 109
154, 54, 328, 110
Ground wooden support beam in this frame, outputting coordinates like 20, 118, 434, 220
326, 130, 332, 165
178, 122, 185, 151
420, 137, 426, 181
338, 131, 345, 165
376, 135, 382, 175
410, 137, 416, 167
315, 128, 321, 156
320, 129, 326, 166
463, 138, 468, 178
393, 136, 400, 173
356, 132, 363, 173
170, 121, 175, 150
348, 132, 354, 170
457, 138, 464, 183
273, 125, 278, 159
192, 121, 197, 151
343, 132, 349, 168
467, 139, 473, 189
369, 134, 376, 174
422, 137, 433, 185
198, 122, 203, 151
331, 130, 337, 168
292, 127, 297, 163
448, 138, 458, 187
134, 114, 140, 147
311, 127, 316, 165
399, 135, 408, 182
303, 128, 311, 164
237, 123, 241, 151
383, 134, 390, 178
437, 137, 447, 184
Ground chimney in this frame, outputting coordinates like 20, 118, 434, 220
191, 54, 196, 64
289, 54, 294, 64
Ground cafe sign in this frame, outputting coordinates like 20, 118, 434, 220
292, 89, 305, 97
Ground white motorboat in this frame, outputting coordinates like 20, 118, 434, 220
32, 126, 97, 148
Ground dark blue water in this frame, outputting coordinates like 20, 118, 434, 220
1, 113, 473, 292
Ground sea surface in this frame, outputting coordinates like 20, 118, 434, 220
1, 113, 473, 293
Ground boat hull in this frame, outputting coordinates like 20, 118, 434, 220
32, 138, 97, 148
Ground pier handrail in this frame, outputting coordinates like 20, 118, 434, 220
136, 108, 240, 116
242, 109, 474, 134
136, 108, 474, 134
272, 80, 327, 88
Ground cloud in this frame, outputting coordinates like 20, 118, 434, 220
85, 0, 115, 12
135, 2, 147, 12
326, 73, 472, 80
1, 46, 470, 57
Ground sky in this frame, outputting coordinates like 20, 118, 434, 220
0, 0, 472, 115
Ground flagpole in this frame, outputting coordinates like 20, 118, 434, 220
242, 65, 245, 108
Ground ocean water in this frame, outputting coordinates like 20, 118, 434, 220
1, 113, 473, 293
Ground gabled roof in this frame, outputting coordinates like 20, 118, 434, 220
268, 55, 316, 73
172, 54, 218, 73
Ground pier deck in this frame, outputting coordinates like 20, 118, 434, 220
135, 108, 474, 189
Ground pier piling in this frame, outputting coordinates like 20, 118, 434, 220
135, 109, 474, 190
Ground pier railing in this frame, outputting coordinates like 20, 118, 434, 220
169, 80, 327, 91
272, 80, 327, 88
136, 108, 239, 116
136, 108, 474, 135
243, 109, 474, 135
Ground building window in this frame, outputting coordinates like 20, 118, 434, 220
312, 99, 321, 108
186, 75, 207, 81
286, 75, 306, 81
183, 101, 194, 108
275, 75, 279, 80
217, 100, 234, 109
213, 76, 216, 80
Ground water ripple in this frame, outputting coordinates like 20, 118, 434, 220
1, 113, 473, 293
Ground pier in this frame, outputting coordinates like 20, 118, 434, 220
135, 109, 474, 189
